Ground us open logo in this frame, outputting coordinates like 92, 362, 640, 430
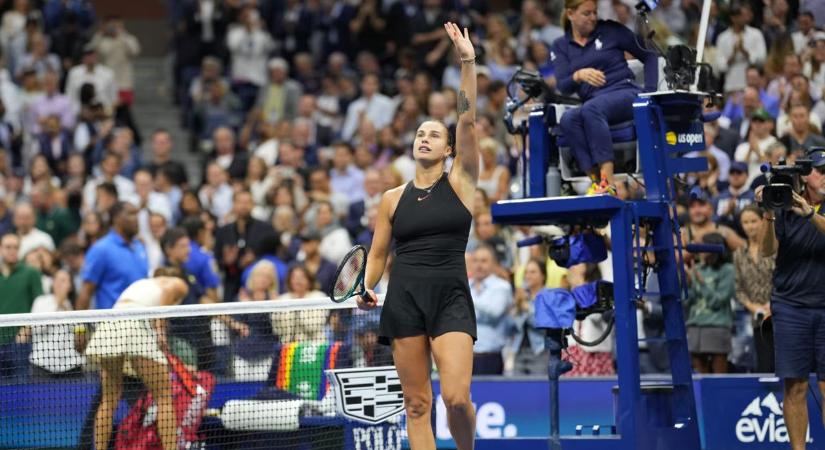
328, 366, 405, 424
665, 131, 703, 146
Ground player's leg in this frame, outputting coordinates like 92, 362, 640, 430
431, 332, 475, 450
132, 356, 177, 450
392, 335, 436, 450
784, 378, 810, 450
95, 356, 124, 450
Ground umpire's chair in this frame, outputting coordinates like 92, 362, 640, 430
553, 59, 664, 194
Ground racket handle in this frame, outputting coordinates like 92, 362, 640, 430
363, 289, 377, 304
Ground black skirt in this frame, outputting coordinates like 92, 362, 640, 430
378, 266, 477, 346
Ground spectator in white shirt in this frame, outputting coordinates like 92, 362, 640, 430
13, 201, 54, 260
129, 169, 173, 234
82, 151, 135, 212
27, 269, 85, 376
341, 73, 396, 141
792, 11, 817, 53
803, 32, 825, 95
715, 5, 767, 93
330, 142, 365, 205
226, 6, 274, 88
198, 161, 233, 224
64, 48, 117, 109
734, 109, 778, 185
89, 16, 141, 105
0, 0, 29, 59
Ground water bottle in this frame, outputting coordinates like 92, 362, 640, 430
546, 165, 561, 197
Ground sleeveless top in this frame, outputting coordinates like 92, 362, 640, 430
476, 166, 506, 199
114, 279, 164, 309
391, 173, 472, 273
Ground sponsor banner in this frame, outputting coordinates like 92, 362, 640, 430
699, 376, 824, 450
346, 420, 406, 450
328, 366, 405, 424
433, 378, 615, 448
5, 376, 825, 449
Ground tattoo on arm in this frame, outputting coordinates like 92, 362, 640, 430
457, 90, 470, 116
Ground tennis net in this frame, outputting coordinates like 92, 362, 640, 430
0, 296, 401, 450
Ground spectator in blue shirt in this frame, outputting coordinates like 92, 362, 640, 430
469, 244, 513, 375
43, 0, 96, 31
180, 215, 220, 303
76, 201, 148, 310
330, 142, 365, 205
552, 0, 658, 194
713, 161, 755, 232
161, 227, 221, 372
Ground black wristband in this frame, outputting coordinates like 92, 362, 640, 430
803, 209, 815, 220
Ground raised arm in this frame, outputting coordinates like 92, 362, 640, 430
444, 22, 479, 187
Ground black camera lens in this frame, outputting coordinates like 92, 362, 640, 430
763, 184, 793, 210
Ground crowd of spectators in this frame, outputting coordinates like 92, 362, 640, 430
0, 0, 824, 381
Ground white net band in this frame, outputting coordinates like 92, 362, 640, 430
0, 296, 384, 327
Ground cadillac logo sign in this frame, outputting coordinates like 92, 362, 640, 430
327, 366, 405, 424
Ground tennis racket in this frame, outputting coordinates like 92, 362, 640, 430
329, 245, 371, 303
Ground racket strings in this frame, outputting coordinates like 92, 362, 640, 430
332, 249, 366, 300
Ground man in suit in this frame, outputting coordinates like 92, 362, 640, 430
214, 190, 274, 300
346, 168, 383, 238
204, 126, 247, 181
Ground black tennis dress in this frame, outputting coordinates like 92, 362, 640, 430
378, 172, 477, 345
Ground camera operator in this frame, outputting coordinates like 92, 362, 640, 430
755, 148, 825, 449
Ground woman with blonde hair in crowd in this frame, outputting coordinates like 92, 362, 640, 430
272, 265, 327, 343
476, 137, 510, 202
230, 260, 278, 381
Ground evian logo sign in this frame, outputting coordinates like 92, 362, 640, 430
735, 393, 812, 444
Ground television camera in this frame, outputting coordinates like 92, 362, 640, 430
760, 158, 813, 210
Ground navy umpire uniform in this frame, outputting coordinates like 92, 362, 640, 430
551, 20, 658, 178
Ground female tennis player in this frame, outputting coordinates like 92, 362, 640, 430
85, 269, 188, 450
357, 22, 479, 450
